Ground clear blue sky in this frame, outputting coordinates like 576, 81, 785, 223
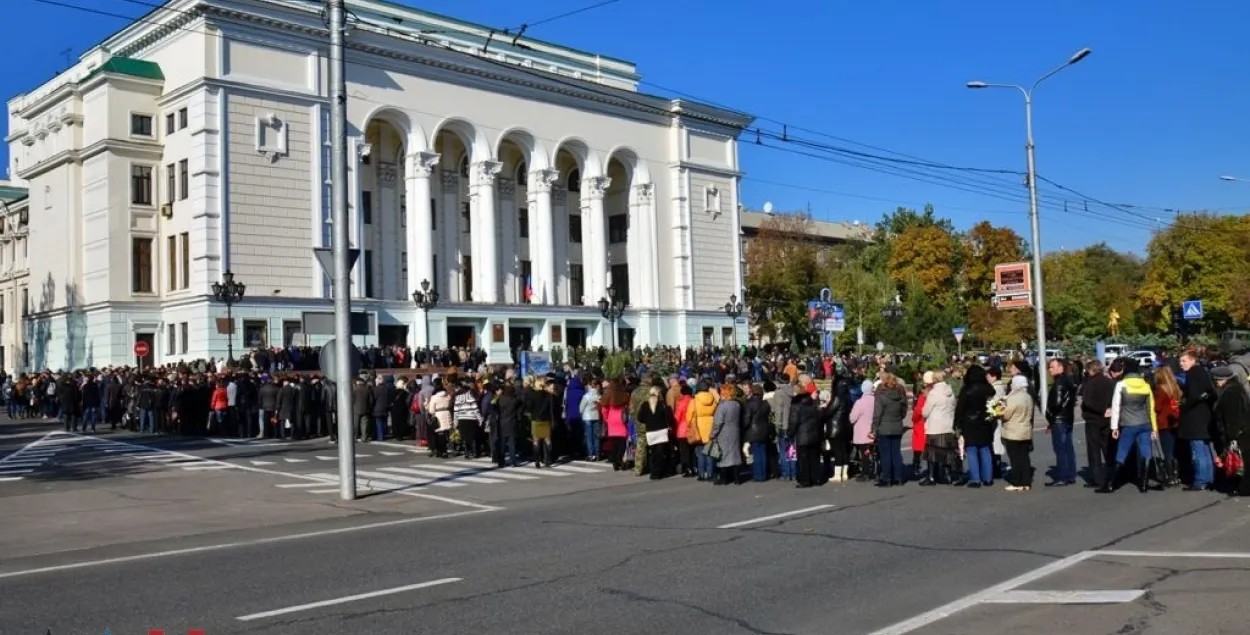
5, 0, 1249, 253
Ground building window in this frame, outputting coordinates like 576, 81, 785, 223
460, 202, 470, 230
516, 162, 528, 187
180, 232, 190, 289
178, 159, 189, 200
703, 327, 714, 347
431, 198, 437, 231
21, 288, 28, 316
705, 185, 722, 215
167, 235, 177, 291
518, 208, 529, 238
462, 255, 473, 301
400, 194, 406, 228
0, 293, 5, 324
131, 165, 153, 205
130, 114, 153, 137
131, 237, 153, 293
181, 322, 189, 354
519, 259, 532, 303
165, 113, 175, 135
611, 264, 630, 305
165, 163, 175, 204
363, 249, 374, 297
567, 169, 580, 192
168, 326, 176, 354
608, 214, 628, 244
243, 320, 267, 347
458, 155, 469, 178
570, 264, 584, 306
569, 214, 582, 243
178, 107, 188, 130
362, 191, 372, 224
401, 250, 408, 288
722, 327, 734, 348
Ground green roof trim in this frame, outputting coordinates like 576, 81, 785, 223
0, 185, 29, 203
83, 56, 164, 83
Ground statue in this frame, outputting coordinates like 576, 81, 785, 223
1108, 308, 1120, 338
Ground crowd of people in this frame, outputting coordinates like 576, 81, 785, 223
2, 343, 1247, 498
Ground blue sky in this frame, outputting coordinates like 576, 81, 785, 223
5, 0, 1249, 253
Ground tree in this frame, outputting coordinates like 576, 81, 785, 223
887, 225, 959, 304
1136, 213, 1250, 333
744, 213, 827, 346
963, 221, 1027, 304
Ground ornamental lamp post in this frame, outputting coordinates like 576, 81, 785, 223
880, 295, 905, 350
411, 278, 440, 350
723, 293, 744, 350
598, 284, 625, 351
211, 269, 246, 365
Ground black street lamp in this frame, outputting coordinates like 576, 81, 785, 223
723, 293, 744, 348
412, 278, 440, 350
880, 294, 905, 350
597, 284, 625, 351
211, 269, 246, 365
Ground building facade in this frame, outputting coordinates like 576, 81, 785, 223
0, 182, 29, 373
4, 0, 754, 370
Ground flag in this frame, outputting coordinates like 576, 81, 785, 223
524, 275, 533, 302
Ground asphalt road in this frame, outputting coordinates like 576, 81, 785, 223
3, 417, 1248, 635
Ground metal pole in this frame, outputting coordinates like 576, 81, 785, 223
226, 302, 234, 364
328, 0, 356, 501
1024, 93, 1049, 416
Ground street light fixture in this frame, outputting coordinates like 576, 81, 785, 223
597, 284, 625, 351
966, 46, 1091, 416
411, 278, 440, 351
880, 295, 905, 352
211, 269, 246, 365
723, 293, 744, 349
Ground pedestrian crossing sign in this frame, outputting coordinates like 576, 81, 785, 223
1182, 300, 1203, 320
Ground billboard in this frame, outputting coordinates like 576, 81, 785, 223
993, 262, 1033, 310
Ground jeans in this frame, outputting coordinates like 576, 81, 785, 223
1158, 428, 1176, 462
750, 441, 769, 481
139, 408, 156, 434
1050, 423, 1077, 483
696, 444, 716, 479
82, 406, 98, 431
877, 435, 905, 483
1190, 440, 1214, 488
496, 435, 518, 467
777, 437, 796, 480
965, 443, 993, 483
374, 416, 388, 441
584, 420, 601, 458
1114, 424, 1153, 464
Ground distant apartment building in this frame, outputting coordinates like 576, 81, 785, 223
0, 181, 29, 373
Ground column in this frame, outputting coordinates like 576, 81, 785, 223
439, 170, 459, 300
470, 160, 502, 303
378, 161, 399, 299
583, 175, 611, 304
633, 183, 657, 307
530, 168, 559, 305
406, 151, 439, 298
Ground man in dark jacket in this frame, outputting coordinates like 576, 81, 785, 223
743, 385, 773, 482
371, 376, 393, 442
1080, 359, 1117, 492
58, 376, 81, 433
1045, 359, 1078, 487
257, 377, 281, 440
1179, 352, 1216, 490
789, 378, 825, 488
352, 377, 374, 443
80, 376, 101, 433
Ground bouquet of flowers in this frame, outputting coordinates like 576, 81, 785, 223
986, 396, 1006, 420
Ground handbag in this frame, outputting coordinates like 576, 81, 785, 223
645, 429, 669, 446
1223, 441, 1244, 479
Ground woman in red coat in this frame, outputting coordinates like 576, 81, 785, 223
911, 374, 929, 480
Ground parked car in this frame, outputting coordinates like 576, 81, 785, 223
1104, 344, 1129, 363
1126, 350, 1158, 367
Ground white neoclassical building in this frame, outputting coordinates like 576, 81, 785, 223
4, 0, 754, 370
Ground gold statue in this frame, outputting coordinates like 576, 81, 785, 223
1108, 308, 1121, 337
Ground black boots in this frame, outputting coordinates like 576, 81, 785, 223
1136, 459, 1149, 493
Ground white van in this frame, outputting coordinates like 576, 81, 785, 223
1104, 344, 1129, 362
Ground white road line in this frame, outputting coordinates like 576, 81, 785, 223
274, 482, 324, 488
181, 465, 231, 471
250, 460, 276, 466
863, 551, 1098, 635
371, 441, 421, 453
508, 465, 571, 477
717, 505, 836, 529
441, 462, 540, 480
0, 476, 24, 481
282, 458, 308, 463
378, 451, 405, 456
547, 464, 602, 474
1094, 550, 1250, 559
364, 468, 469, 487
316, 456, 337, 461
355, 476, 439, 491
235, 578, 462, 621
0, 511, 493, 581
51, 433, 498, 511
379, 465, 506, 484
983, 590, 1145, 604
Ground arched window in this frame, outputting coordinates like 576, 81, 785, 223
458, 154, 469, 178
567, 168, 580, 192
516, 161, 527, 187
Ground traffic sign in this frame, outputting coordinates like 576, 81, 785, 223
318, 338, 362, 385
133, 341, 150, 358
826, 303, 846, 332
952, 327, 966, 344
1182, 300, 1203, 320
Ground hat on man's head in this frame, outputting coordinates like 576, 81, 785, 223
1210, 365, 1236, 380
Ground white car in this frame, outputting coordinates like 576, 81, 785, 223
1104, 344, 1129, 362
1126, 350, 1158, 367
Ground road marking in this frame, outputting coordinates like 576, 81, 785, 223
441, 461, 540, 480
378, 451, 405, 456
1094, 550, 1250, 559
250, 460, 275, 466
275, 482, 324, 488
316, 455, 337, 461
361, 468, 468, 488
384, 464, 508, 484
0, 512, 493, 581
864, 551, 1097, 635
984, 590, 1145, 604
0, 476, 23, 482
547, 464, 601, 474
717, 505, 836, 529
282, 458, 308, 463
182, 465, 231, 471
235, 578, 462, 621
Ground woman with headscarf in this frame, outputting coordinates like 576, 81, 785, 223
710, 383, 743, 485
849, 379, 876, 481
637, 381, 674, 480
789, 375, 824, 488
921, 371, 957, 486
1000, 375, 1035, 491
955, 365, 997, 488
1211, 365, 1250, 498
872, 370, 909, 487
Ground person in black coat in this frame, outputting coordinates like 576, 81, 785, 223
955, 365, 997, 488
637, 383, 674, 480
277, 379, 298, 440
788, 382, 824, 488
391, 381, 412, 441
824, 376, 853, 482
371, 377, 393, 442
1211, 366, 1250, 497
1045, 358, 1078, 486
58, 377, 82, 433
1079, 359, 1117, 492
496, 384, 524, 467
1179, 352, 1217, 490
257, 378, 281, 440
80, 377, 101, 433
743, 384, 773, 482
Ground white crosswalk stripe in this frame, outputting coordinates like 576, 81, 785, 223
377, 465, 506, 484
285, 458, 618, 497
0, 434, 227, 480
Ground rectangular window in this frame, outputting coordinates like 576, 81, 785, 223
569, 214, 582, 243
610, 264, 630, 305
431, 198, 437, 231
180, 232, 190, 289
165, 163, 175, 204
433, 254, 439, 288
400, 195, 406, 228
401, 250, 408, 289
22, 288, 28, 316
460, 202, 470, 231
362, 191, 372, 224
168, 326, 177, 354
363, 249, 374, 297
519, 259, 532, 303
130, 114, 153, 137
165, 113, 175, 135
131, 237, 153, 293
178, 159, 189, 200
131, 165, 153, 205
167, 235, 177, 291
0, 293, 5, 324
178, 107, 188, 130
462, 255, 473, 301
608, 214, 628, 244
243, 320, 267, 348
570, 264, 584, 306
722, 327, 734, 348
703, 327, 714, 347
518, 208, 529, 238
180, 322, 189, 354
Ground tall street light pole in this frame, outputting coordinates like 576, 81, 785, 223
328, 0, 356, 501
211, 269, 245, 366
412, 278, 440, 351
723, 294, 744, 349
598, 284, 625, 351
967, 46, 1091, 417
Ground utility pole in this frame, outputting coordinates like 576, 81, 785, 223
328, 0, 356, 501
